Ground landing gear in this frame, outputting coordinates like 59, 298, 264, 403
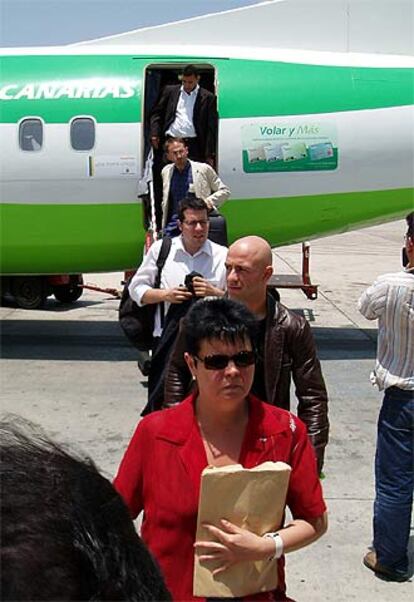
53, 275, 83, 304
1, 274, 85, 309
11, 276, 48, 309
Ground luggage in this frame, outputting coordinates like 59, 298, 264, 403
208, 209, 228, 246
118, 237, 172, 351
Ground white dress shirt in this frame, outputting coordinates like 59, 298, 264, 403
358, 268, 414, 391
166, 85, 199, 139
129, 235, 227, 336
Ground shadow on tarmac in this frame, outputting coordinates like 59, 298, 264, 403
0, 320, 136, 362
313, 327, 377, 361
1, 297, 104, 311
0, 320, 377, 362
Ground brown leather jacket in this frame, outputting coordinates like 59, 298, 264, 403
164, 294, 329, 472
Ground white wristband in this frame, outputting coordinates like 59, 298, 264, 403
263, 531, 284, 560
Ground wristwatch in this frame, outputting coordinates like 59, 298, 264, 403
263, 531, 284, 560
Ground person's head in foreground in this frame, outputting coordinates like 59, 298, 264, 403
0, 417, 171, 601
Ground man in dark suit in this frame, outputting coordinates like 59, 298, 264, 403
150, 64, 218, 166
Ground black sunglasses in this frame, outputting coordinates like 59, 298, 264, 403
194, 350, 256, 370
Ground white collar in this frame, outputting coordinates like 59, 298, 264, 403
176, 234, 211, 257
180, 84, 199, 97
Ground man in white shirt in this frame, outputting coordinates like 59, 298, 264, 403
129, 195, 227, 415
129, 196, 227, 338
358, 212, 414, 582
150, 64, 218, 165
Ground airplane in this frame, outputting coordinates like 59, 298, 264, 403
0, 0, 413, 308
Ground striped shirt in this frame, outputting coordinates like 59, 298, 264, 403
358, 268, 414, 391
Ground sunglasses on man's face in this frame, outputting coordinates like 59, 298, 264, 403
194, 350, 256, 370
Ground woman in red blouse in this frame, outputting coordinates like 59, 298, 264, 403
114, 298, 327, 601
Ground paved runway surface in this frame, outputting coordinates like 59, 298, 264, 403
1, 220, 412, 600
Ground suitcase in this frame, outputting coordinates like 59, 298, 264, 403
208, 209, 228, 246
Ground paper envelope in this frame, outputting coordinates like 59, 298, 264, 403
194, 461, 291, 598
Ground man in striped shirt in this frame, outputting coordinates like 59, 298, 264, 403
358, 212, 414, 582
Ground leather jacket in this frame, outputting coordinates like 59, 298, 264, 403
164, 294, 329, 472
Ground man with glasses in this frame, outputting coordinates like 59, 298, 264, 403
161, 138, 230, 238
358, 213, 414, 582
165, 235, 329, 474
129, 196, 227, 414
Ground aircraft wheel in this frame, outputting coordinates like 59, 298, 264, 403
12, 276, 47, 309
53, 276, 83, 304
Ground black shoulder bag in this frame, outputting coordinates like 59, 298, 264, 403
118, 236, 172, 351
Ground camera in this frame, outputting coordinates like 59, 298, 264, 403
184, 271, 203, 295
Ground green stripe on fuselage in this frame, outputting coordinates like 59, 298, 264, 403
223, 188, 414, 243
1, 54, 412, 124
218, 60, 413, 118
1, 188, 412, 274
0, 202, 143, 274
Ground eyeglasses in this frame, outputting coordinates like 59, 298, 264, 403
182, 219, 209, 228
194, 350, 256, 370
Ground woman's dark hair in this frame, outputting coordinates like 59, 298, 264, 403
0, 417, 171, 601
183, 297, 258, 356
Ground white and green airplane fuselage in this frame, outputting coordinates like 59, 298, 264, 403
1, 45, 412, 274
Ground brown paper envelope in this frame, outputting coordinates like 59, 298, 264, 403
194, 461, 291, 597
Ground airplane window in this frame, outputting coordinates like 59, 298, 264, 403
19, 119, 43, 151
70, 117, 95, 151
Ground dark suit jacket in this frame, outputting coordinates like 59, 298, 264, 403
150, 84, 218, 159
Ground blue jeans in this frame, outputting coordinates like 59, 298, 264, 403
373, 386, 414, 574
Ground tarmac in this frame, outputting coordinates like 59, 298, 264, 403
1, 219, 413, 601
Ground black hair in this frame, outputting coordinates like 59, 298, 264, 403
406, 211, 414, 240
182, 64, 199, 78
183, 297, 258, 356
178, 196, 208, 222
163, 136, 188, 153
0, 417, 171, 601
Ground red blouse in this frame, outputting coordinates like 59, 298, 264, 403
114, 394, 326, 601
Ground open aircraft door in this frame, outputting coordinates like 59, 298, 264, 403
141, 63, 218, 236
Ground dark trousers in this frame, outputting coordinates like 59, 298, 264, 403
373, 386, 414, 574
183, 137, 204, 162
142, 300, 195, 416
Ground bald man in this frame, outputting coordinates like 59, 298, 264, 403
165, 236, 329, 473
